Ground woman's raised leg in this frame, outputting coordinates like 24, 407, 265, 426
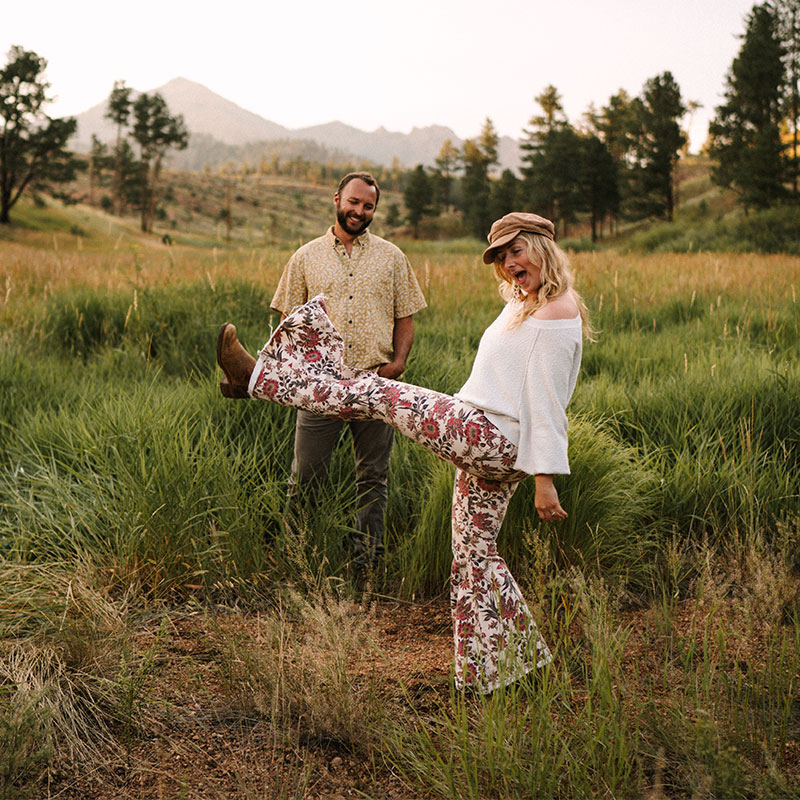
247, 296, 524, 482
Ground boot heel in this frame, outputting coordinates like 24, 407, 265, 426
220, 378, 249, 399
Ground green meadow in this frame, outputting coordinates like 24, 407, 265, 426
1, 211, 799, 797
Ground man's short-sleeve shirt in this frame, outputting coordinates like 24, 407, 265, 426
271, 228, 427, 369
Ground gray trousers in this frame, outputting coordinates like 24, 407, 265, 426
290, 409, 394, 564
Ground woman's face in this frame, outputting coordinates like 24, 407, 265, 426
498, 236, 542, 295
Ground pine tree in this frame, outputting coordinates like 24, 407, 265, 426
777, 0, 800, 197
489, 168, 520, 222
590, 90, 639, 229
130, 92, 189, 232
478, 117, 499, 175
461, 118, 500, 238
520, 87, 583, 234
403, 164, 433, 238
432, 138, 460, 211
521, 86, 563, 218
520, 86, 565, 222
88, 134, 110, 205
461, 139, 491, 237
628, 72, 686, 221
709, 3, 787, 209
0, 46, 78, 223
579, 135, 619, 241
597, 89, 638, 165
105, 80, 132, 215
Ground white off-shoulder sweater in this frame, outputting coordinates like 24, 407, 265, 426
454, 301, 582, 475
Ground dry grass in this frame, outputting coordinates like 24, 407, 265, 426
572, 250, 800, 307
3, 543, 798, 799
2, 234, 796, 315
0, 239, 286, 303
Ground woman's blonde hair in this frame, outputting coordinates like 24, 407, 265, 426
492, 232, 594, 338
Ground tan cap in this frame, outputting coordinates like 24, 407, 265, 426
481, 212, 555, 264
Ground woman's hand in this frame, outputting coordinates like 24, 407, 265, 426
534, 474, 568, 522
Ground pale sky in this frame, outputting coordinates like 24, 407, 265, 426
4, 0, 757, 151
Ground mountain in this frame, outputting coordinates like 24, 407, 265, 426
72, 77, 522, 171
285, 121, 459, 168
73, 77, 290, 148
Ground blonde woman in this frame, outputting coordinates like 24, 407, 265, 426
217, 212, 588, 694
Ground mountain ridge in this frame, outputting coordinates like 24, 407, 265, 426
72, 77, 522, 171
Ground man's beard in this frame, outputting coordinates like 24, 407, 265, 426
336, 204, 372, 236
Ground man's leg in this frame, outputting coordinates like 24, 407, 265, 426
349, 419, 394, 567
287, 410, 343, 530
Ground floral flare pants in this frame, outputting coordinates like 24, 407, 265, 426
248, 296, 552, 692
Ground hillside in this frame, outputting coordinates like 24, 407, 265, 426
1, 172, 410, 253
8, 155, 794, 256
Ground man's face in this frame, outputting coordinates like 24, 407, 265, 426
334, 179, 378, 236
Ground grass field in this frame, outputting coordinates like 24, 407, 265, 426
1, 209, 799, 798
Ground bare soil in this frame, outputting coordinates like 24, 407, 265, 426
39, 595, 800, 799
47, 600, 453, 800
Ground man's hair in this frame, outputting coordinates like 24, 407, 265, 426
337, 172, 381, 205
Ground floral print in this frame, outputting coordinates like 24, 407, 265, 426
249, 296, 552, 693
450, 471, 552, 691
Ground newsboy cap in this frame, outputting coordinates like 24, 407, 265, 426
481, 212, 556, 264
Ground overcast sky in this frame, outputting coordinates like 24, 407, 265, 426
4, 0, 757, 151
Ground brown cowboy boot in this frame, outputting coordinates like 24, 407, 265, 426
217, 323, 256, 398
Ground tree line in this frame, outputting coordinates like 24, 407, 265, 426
403, 1, 800, 241
401, 73, 685, 242
1, 2, 798, 235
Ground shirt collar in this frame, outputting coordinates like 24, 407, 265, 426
327, 226, 370, 250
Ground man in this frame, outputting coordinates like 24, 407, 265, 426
270, 172, 427, 567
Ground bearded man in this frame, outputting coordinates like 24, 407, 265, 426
270, 172, 427, 568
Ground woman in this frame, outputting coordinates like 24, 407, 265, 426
217, 212, 589, 694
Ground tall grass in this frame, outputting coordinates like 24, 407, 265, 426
386, 547, 800, 799
1, 239, 798, 795
0, 369, 292, 601
1, 247, 797, 593
0, 560, 151, 797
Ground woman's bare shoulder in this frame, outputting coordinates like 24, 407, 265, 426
533, 290, 580, 320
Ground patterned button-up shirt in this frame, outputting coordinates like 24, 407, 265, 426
271, 228, 427, 369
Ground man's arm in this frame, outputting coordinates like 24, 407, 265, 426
377, 315, 414, 379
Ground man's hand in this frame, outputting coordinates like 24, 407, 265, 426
378, 315, 414, 380
377, 360, 406, 379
